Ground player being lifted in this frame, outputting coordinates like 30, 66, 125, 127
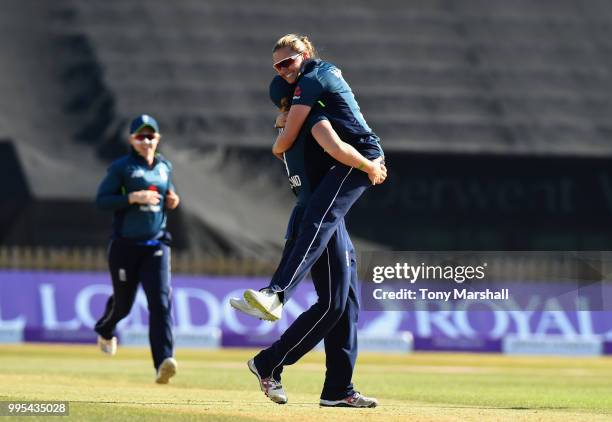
232, 34, 386, 407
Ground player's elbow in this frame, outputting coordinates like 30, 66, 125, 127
272, 143, 285, 155
96, 194, 125, 210
274, 131, 296, 154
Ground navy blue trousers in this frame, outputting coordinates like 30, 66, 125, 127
95, 238, 174, 370
255, 164, 370, 400
268, 204, 305, 305
268, 165, 370, 295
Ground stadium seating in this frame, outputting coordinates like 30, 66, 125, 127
72, 0, 612, 154
3, 0, 612, 254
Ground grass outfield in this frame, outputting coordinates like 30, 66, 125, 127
1, 344, 611, 421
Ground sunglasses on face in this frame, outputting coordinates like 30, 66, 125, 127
133, 133, 159, 143
273, 53, 301, 71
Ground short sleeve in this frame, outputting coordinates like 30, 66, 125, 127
292, 74, 324, 107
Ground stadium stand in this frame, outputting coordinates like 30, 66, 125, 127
2, 0, 612, 256
71, 0, 612, 155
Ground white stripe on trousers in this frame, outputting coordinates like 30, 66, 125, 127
269, 246, 332, 378
276, 167, 353, 294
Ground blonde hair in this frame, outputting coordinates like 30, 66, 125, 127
273, 34, 318, 59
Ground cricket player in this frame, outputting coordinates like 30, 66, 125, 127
233, 68, 383, 407
94, 114, 179, 384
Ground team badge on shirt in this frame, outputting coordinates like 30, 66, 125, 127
131, 169, 145, 178
293, 86, 302, 100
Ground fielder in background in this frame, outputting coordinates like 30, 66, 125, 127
94, 114, 180, 384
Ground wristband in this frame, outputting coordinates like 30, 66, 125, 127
357, 162, 366, 171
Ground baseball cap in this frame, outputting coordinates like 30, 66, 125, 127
129, 114, 159, 134
269, 76, 295, 110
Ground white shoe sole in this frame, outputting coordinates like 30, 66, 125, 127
156, 358, 177, 384
230, 298, 270, 320
320, 399, 378, 408
243, 290, 281, 322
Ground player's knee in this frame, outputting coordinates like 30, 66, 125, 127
349, 296, 360, 314
327, 300, 347, 322
114, 307, 132, 320
349, 303, 359, 323
310, 300, 342, 322
148, 298, 171, 314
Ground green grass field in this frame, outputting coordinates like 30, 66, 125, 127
1, 344, 612, 421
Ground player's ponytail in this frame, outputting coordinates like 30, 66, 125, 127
297, 35, 317, 58
273, 33, 318, 59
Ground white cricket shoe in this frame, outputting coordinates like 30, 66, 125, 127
248, 359, 287, 404
155, 357, 177, 384
230, 297, 276, 321
97, 335, 117, 356
243, 289, 283, 321
320, 392, 378, 408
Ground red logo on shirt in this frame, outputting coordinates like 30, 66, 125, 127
148, 185, 158, 192
293, 86, 302, 98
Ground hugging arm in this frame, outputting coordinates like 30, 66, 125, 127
311, 120, 387, 185
272, 104, 311, 155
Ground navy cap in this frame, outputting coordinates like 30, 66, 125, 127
269, 76, 295, 111
129, 114, 159, 134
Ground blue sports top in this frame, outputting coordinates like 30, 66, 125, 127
270, 75, 335, 238
270, 76, 333, 207
282, 114, 334, 239
283, 112, 334, 206
96, 150, 175, 241
292, 59, 384, 160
